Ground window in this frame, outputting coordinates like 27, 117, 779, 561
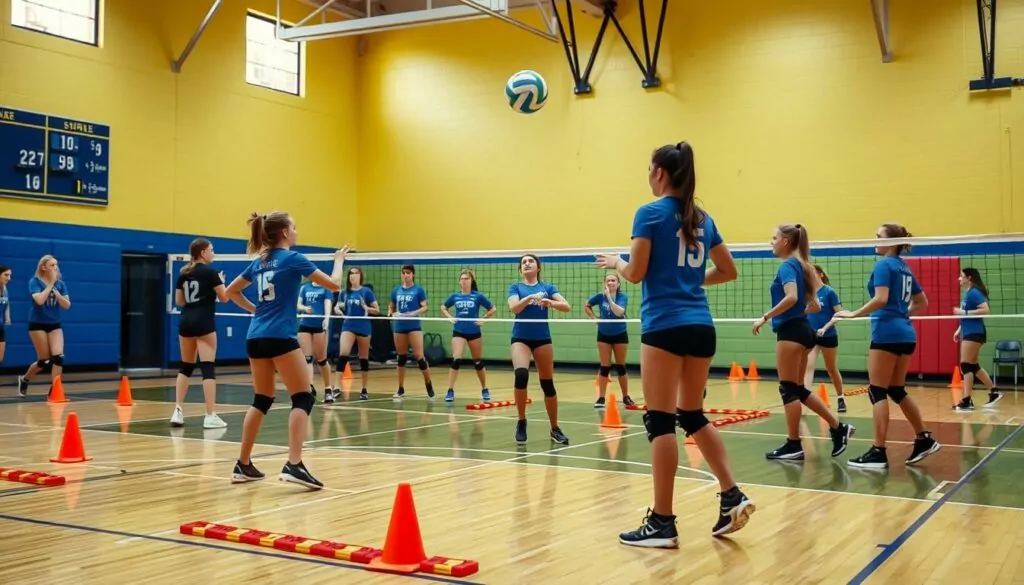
10, 0, 99, 46
245, 12, 303, 96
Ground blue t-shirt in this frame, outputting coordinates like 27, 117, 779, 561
508, 281, 559, 340
340, 287, 377, 336
444, 291, 494, 336
868, 256, 922, 344
0, 286, 8, 330
769, 257, 808, 331
630, 198, 721, 334
299, 282, 330, 329
587, 291, 628, 336
391, 284, 428, 333
28, 277, 68, 324
239, 248, 319, 340
960, 287, 987, 337
807, 284, 841, 337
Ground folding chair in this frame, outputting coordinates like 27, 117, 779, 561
992, 340, 1022, 387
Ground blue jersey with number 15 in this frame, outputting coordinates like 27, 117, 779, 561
631, 197, 721, 335
868, 256, 922, 344
240, 248, 319, 340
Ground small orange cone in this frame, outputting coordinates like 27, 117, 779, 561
727, 362, 745, 381
599, 393, 627, 429
47, 376, 69, 404
343, 363, 353, 380
116, 376, 134, 406
818, 384, 830, 407
947, 366, 962, 389
368, 482, 428, 574
747, 360, 761, 380
50, 412, 92, 463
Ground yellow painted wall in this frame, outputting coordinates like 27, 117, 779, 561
0, 0, 359, 247
356, 0, 1024, 251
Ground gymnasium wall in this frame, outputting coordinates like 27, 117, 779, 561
352, 0, 1024, 376
0, 0, 356, 369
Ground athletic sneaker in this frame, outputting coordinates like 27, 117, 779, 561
594, 396, 606, 408
622, 395, 636, 407
231, 460, 265, 483
848, 446, 888, 469
170, 406, 185, 427
324, 389, 335, 404
359, 388, 368, 401
906, 433, 940, 465
982, 390, 1003, 408
550, 427, 569, 445
830, 422, 855, 457
280, 461, 323, 490
766, 439, 804, 461
712, 487, 756, 537
955, 396, 975, 412
514, 420, 527, 444
836, 396, 847, 413
426, 382, 435, 401
481, 388, 491, 402
619, 509, 679, 549
17, 376, 27, 398
203, 414, 227, 429
445, 389, 455, 402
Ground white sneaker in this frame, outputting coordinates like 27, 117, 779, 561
203, 413, 227, 429
170, 406, 184, 427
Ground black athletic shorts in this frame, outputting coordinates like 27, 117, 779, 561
816, 335, 839, 349
597, 331, 629, 345
28, 322, 60, 333
298, 325, 324, 335
454, 331, 482, 341
870, 342, 916, 356
640, 325, 716, 358
775, 318, 816, 350
0, 328, 5, 343
511, 337, 551, 351
246, 338, 301, 359
963, 333, 987, 344
179, 318, 215, 338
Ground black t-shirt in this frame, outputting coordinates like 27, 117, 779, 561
176, 263, 221, 328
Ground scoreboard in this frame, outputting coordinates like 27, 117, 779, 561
0, 105, 110, 207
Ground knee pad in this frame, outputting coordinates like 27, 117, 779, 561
514, 367, 529, 390
599, 365, 612, 378
305, 355, 314, 365
888, 385, 908, 404
397, 355, 408, 367
797, 385, 812, 403
778, 381, 804, 405
199, 361, 215, 380
677, 409, 710, 437
451, 358, 463, 371
360, 358, 369, 372
417, 358, 429, 371
336, 355, 349, 370
291, 391, 315, 415
540, 378, 556, 397
474, 360, 485, 371
316, 358, 329, 367
960, 362, 980, 376
643, 410, 677, 443
868, 384, 888, 404
50, 354, 64, 367
614, 364, 627, 377
252, 393, 275, 414
178, 362, 196, 378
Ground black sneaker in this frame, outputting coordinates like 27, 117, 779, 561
837, 396, 847, 413
550, 426, 569, 445
324, 389, 335, 404
906, 433, 940, 465
712, 487, 756, 537
231, 460, 266, 483
830, 422, 855, 457
280, 460, 323, 490
955, 396, 975, 412
17, 376, 27, 398
331, 387, 341, 400
766, 439, 804, 461
360, 388, 368, 400
514, 420, 527, 444
848, 446, 888, 469
594, 397, 606, 408
426, 381, 435, 401
623, 395, 636, 407
619, 508, 679, 549
982, 390, 1003, 408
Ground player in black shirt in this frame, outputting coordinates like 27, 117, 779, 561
170, 238, 229, 429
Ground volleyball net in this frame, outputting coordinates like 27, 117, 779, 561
167, 233, 1024, 374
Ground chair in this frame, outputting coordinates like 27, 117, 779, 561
992, 340, 1022, 387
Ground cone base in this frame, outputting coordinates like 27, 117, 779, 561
599, 423, 627, 429
367, 558, 422, 574
50, 455, 92, 464
116, 401, 134, 407
47, 398, 70, 404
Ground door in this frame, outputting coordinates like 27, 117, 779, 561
121, 254, 166, 370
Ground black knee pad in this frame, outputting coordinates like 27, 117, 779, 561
868, 384, 888, 404
305, 355, 314, 364
960, 362, 980, 376
643, 410, 677, 443
359, 358, 369, 372
473, 360, 485, 371
797, 385, 813, 403
614, 364, 627, 377
677, 409, 710, 437
316, 358, 329, 367
179, 362, 196, 378
417, 358, 429, 371
199, 361, 215, 380
451, 358, 463, 371
336, 355, 349, 370
779, 381, 804, 405
252, 393, 275, 414
888, 385, 908, 404
397, 355, 408, 367
50, 354, 64, 367
514, 367, 529, 390
599, 365, 612, 378
35, 358, 51, 372
291, 391, 315, 415
540, 378, 556, 397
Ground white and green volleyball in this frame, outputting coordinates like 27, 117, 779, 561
505, 70, 548, 114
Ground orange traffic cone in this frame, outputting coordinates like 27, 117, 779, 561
343, 363, 353, 380
116, 376, 134, 406
747, 360, 761, 380
599, 393, 627, 430
727, 362, 745, 381
48, 376, 69, 404
818, 384, 830, 407
368, 482, 428, 574
948, 366, 962, 389
50, 412, 92, 463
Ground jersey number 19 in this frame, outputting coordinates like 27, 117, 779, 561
677, 228, 706, 268
901, 274, 913, 303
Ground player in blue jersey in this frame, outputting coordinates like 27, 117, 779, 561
0, 265, 10, 382
389, 265, 434, 401
440, 269, 496, 403
753, 224, 854, 462
225, 211, 347, 489
832, 223, 940, 469
803, 265, 847, 413
584, 273, 635, 408
952, 267, 1002, 410
507, 254, 572, 445
597, 141, 752, 548
18, 255, 71, 399
334, 266, 380, 401
298, 276, 336, 402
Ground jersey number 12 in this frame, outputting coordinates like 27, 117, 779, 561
183, 280, 201, 304
677, 228, 706, 268
257, 271, 276, 302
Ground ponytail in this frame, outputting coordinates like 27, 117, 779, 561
779, 223, 817, 304
246, 211, 291, 261
652, 141, 705, 250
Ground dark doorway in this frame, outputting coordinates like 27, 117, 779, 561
121, 253, 166, 371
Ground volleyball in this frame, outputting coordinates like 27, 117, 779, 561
505, 70, 548, 114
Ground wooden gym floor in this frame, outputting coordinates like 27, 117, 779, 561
1, 367, 1023, 584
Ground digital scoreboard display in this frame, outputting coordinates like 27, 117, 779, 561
0, 105, 110, 207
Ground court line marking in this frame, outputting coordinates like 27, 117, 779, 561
847, 422, 1024, 584
0, 513, 481, 585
